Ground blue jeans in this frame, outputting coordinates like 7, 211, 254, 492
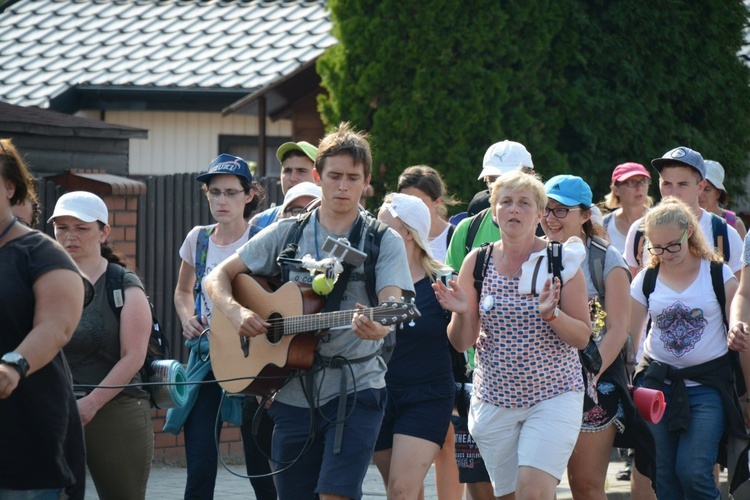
183, 374, 223, 500
648, 383, 724, 500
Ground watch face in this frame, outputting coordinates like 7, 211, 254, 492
2, 352, 23, 364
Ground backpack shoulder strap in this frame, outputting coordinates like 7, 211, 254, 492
634, 227, 646, 268
105, 262, 126, 320
473, 242, 493, 295
710, 260, 728, 329
278, 211, 314, 282
709, 212, 730, 261
465, 208, 489, 255
363, 216, 389, 306
589, 236, 609, 299
641, 263, 659, 305
446, 223, 456, 247
194, 225, 215, 284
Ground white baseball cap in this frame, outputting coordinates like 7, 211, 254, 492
280, 182, 321, 214
48, 191, 109, 225
478, 140, 534, 180
703, 160, 726, 192
382, 193, 434, 258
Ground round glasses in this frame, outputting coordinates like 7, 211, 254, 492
646, 228, 688, 255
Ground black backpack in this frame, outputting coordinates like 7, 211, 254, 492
105, 262, 170, 406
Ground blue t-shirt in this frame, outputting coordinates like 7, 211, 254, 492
385, 276, 454, 388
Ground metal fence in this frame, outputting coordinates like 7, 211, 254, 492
136, 174, 281, 362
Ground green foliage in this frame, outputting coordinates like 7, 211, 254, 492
318, 0, 750, 209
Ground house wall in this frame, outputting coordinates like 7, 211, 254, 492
77, 110, 293, 176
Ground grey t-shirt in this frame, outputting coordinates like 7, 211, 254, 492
236, 209, 413, 407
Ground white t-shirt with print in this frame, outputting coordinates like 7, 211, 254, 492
630, 259, 733, 385
179, 224, 252, 324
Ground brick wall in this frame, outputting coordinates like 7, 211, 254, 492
150, 409, 246, 466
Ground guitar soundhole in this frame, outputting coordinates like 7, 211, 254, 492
267, 312, 284, 344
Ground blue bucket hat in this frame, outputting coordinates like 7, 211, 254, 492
545, 175, 593, 207
650, 146, 705, 179
195, 154, 254, 184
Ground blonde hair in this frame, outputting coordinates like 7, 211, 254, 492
381, 193, 450, 282
642, 196, 720, 268
489, 170, 546, 211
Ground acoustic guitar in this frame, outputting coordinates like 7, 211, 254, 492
210, 274, 420, 396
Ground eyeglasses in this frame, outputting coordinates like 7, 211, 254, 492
207, 189, 243, 201
544, 206, 581, 219
283, 206, 306, 217
646, 228, 688, 255
618, 178, 651, 188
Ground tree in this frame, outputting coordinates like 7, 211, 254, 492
318, 0, 575, 204
318, 0, 750, 207
559, 0, 750, 200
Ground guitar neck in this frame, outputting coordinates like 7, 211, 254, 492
280, 307, 382, 335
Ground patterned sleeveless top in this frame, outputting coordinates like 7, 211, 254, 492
474, 255, 584, 408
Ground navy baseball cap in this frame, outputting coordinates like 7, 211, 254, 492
651, 146, 705, 179
195, 154, 254, 184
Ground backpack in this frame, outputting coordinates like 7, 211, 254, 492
633, 212, 729, 268
105, 263, 170, 407
278, 210, 397, 362
464, 208, 490, 255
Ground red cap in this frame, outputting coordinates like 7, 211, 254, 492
612, 162, 650, 184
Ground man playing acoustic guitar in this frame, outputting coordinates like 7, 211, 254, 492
205, 122, 413, 500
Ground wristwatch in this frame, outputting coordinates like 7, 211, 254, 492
1, 352, 29, 379
542, 307, 560, 323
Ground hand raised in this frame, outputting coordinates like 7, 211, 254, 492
432, 278, 469, 315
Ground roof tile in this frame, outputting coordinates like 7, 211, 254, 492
0, 0, 336, 108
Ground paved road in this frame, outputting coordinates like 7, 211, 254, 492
86, 457, 638, 499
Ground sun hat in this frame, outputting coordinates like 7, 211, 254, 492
703, 160, 726, 192
195, 154, 254, 184
612, 162, 651, 184
47, 191, 109, 224
651, 146, 705, 179
382, 193, 434, 258
545, 175, 593, 207
280, 182, 321, 214
477, 140, 534, 180
276, 141, 317, 163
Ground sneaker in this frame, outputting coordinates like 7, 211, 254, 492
616, 467, 631, 481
